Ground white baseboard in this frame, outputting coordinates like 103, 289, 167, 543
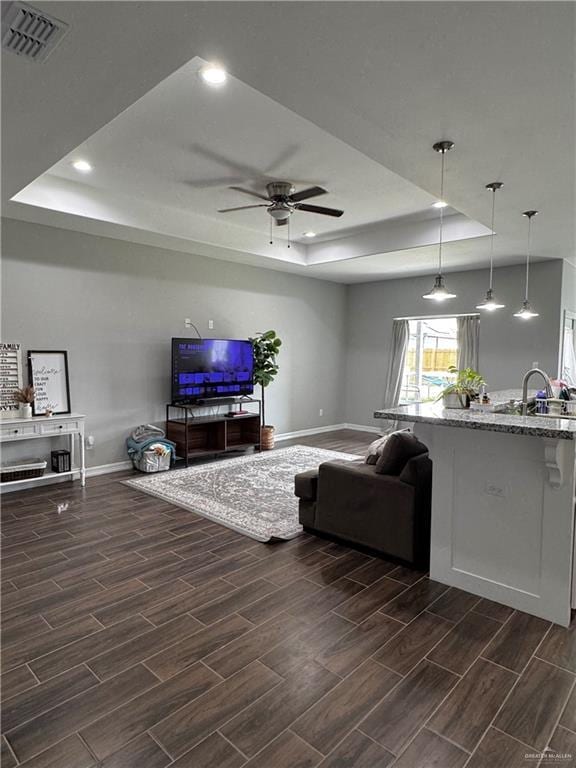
86, 460, 132, 477
275, 422, 381, 441
275, 423, 347, 441
342, 423, 382, 434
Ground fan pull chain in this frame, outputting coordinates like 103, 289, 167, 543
269, 217, 273, 246
287, 216, 291, 248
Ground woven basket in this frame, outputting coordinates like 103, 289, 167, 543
1, 459, 47, 483
260, 425, 275, 451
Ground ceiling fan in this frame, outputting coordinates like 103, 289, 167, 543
217, 181, 344, 226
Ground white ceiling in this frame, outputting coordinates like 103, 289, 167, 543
27, 57, 441, 236
2, 2, 574, 283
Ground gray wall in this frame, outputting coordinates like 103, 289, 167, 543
2, 216, 569, 467
1, 218, 347, 467
344, 261, 565, 427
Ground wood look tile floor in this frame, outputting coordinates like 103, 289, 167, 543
2, 429, 576, 767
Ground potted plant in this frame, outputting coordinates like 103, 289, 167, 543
249, 330, 282, 450
439, 366, 485, 409
14, 386, 35, 419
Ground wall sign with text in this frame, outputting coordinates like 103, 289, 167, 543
28, 350, 71, 416
0, 342, 23, 419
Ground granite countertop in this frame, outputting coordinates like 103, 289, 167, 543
374, 392, 576, 440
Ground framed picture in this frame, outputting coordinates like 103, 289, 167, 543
27, 350, 71, 416
0, 342, 23, 419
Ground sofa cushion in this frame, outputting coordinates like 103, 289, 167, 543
375, 432, 428, 476
365, 429, 409, 464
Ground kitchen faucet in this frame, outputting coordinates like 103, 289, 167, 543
521, 368, 554, 415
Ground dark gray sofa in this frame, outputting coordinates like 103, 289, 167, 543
295, 452, 432, 569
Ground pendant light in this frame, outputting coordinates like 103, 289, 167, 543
423, 141, 456, 301
514, 210, 539, 319
476, 182, 505, 311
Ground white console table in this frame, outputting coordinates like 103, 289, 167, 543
0, 413, 86, 490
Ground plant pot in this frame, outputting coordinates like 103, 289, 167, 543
19, 403, 33, 419
260, 425, 275, 451
442, 393, 469, 409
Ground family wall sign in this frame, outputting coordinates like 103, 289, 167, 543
0, 342, 23, 418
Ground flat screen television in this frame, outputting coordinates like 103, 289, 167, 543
171, 338, 254, 403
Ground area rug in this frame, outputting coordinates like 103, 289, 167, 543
124, 444, 361, 542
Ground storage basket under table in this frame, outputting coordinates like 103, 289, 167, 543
0, 459, 47, 483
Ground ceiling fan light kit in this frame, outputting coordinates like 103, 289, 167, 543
218, 181, 344, 246
218, 181, 343, 221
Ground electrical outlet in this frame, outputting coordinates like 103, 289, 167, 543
86, 435, 95, 450
208, 320, 214, 330
319, 408, 324, 417
485, 482, 505, 498
185, 318, 191, 328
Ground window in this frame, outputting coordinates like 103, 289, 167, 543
400, 317, 458, 404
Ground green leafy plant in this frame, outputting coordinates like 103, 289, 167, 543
438, 366, 485, 407
249, 330, 282, 427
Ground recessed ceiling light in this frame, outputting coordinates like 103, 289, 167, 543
200, 65, 227, 86
303, 232, 316, 238
432, 200, 448, 209
72, 160, 92, 173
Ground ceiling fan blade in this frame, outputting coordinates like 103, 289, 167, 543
295, 203, 344, 217
275, 218, 288, 226
289, 186, 327, 203
229, 186, 270, 201
218, 204, 269, 213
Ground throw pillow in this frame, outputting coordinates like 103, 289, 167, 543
365, 435, 389, 464
375, 432, 428, 475
365, 429, 409, 465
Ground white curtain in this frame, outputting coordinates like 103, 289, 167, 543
562, 327, 576, 385
457, 315, 480, 371
382, 320, 409, 430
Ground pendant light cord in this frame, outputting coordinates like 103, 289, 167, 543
438, 149, 446, 275
525, 215, 532, 302
489, 188, 496, 291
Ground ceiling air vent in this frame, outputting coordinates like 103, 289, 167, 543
2, 2, 68, 62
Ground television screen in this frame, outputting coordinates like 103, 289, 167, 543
171, 338, 254, 403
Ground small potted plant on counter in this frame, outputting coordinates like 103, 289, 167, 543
249, 330, 282, 450
439, 366, 485, 409
14, 386, 35, 419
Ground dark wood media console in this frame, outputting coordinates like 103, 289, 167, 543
166, 401, 261, 465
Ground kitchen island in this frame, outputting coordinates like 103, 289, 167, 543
375, 401, 576, 626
